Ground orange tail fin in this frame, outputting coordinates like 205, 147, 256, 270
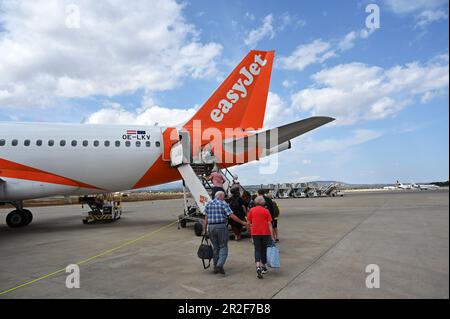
183, 50, 274, 132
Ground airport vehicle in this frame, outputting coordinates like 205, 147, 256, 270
277, 183, 294, 198
80, 193, 122, 224
320, 183, 344, 197
260, 182, 344, 198
0, 50, 334, 228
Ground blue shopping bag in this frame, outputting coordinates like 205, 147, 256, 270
266, 241, 280, 268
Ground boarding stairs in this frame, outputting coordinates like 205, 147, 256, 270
277, 183, 294, 198
167, 130, 239, 215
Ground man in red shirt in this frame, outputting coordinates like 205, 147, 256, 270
246, 196, 275, 279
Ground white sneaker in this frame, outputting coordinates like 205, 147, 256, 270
256, 267, 263, 279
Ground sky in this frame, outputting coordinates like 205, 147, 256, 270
0, 0, 448, 185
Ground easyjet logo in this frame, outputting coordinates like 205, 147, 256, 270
210, 54, 267, 123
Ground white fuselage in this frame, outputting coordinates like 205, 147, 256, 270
0, 122, 166, 201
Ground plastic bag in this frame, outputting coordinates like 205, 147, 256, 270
266, 241, 280, 268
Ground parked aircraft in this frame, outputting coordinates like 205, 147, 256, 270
412, 183, 440, 190
396, 181, 412, 190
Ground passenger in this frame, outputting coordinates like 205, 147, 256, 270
206, 167, 226, 198
257, 189, 275, 221
249, 194, 257, 209
241, 190, 252, 210
246, 196, 274, 279
204, 191, 246, 275
230, 174, 241, 193
271, 199, 280, 242
228, 188, 247, 241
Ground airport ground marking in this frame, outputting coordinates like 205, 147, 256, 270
0, 219, 179, 296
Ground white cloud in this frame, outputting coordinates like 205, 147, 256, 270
415, 9, 449, 28
0, 0, 222, 109
383, 0, 447, 14
279, 39, 335, 71
383, 0, 449, 29
338, 29, 375, 51
244, 14, 275, 47
282, 79, 296, 88
84, 102, 196, 127
243, 12, 306, 48
280, 28, 375, 71
291, 55, 449, 125
279, 12, 306, 31
263, 92, 295, 128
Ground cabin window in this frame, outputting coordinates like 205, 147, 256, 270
136, 141, 141, 147
83, 140, 88, 147
71, 140, 77, 147
60, 140, 66, 147
115, 140, 120, 147
48, 140, 54, 146
24, 139, 31, 146
104, 140, 110, 147
146, 141, 151, 147
155, 141, 160, 147
0, 139, 5, 146
12, 139, 18, 146
94, 140, 99, 147
36, 140, 42, 146
125, 141, 131, 147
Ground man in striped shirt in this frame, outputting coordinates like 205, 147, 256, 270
204, 191, 246, 275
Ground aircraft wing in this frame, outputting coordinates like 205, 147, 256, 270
223, 116, 335, 154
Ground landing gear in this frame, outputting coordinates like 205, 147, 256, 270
5, 202, 33, 228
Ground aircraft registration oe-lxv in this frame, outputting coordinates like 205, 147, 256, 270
0, 50, 334, 228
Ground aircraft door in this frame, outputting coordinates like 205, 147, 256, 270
161, 127, 179, 161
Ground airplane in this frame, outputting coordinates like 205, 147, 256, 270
0, 50, 334, 228
396, 181, 412, 190
411, 183, 440, 190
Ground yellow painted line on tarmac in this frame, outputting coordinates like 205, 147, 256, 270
0, 220, 178, 296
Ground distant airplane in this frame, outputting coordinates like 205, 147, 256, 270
0, 50, 334, 228
396, 181, 412, 190
411, 183, 440, 190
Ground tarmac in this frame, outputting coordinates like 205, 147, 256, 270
0, 189, 448, 299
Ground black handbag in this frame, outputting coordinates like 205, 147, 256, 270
197, 234, 214, 269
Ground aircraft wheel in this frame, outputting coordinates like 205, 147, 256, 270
22, 209, 33, 226
6, 210, 27, 228
180, 219, 187, 228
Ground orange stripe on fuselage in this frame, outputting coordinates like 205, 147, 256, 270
0, 158, 103, 190
132, 154, 181, 189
